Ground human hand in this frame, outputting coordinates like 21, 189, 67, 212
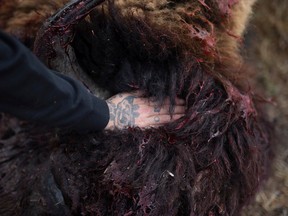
105, 92, 185, 130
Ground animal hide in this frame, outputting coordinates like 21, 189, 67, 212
0, 0, 271, 215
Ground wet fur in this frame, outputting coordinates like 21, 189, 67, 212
0, 0, 270, 215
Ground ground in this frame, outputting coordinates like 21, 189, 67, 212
242, 0, 288, 215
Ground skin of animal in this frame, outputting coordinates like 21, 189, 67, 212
0, 0, 271, 215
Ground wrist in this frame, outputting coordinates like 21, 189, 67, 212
104, 101, 116, 130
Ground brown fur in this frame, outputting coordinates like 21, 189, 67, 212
0, 0, 67, 45
0, 1, 271, 216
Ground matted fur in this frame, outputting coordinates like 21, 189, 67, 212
0, 0, 270, 215
0, 0, 66, 46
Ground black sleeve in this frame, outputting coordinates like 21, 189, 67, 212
0, 30, 109, 132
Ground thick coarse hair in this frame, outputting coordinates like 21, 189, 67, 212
0, 0, 270, 216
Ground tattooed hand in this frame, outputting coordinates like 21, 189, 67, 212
105, 92, 186, 130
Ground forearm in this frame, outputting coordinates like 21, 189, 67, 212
0, 30, 109, 132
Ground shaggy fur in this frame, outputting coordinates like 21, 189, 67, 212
0, 0, 66, 47
0, 0, 270, 215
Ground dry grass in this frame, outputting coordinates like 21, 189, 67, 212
242, 0, 288, 215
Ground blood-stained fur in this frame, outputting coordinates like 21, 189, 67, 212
0, 0, 67, 47
0, 0, 271, 215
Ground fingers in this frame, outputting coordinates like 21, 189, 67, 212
151, 105, 186, 115
146, 114, 184, 126
106, 92, 186, 129
149, 97, 185, 106
122, 91, 185, 106
169, 98, 186, 106
137, 104, 185, 127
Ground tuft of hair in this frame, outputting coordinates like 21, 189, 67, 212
0, 0, 66, 47
0, 0, 270, 216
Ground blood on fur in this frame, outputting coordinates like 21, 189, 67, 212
0, 0, 270, 215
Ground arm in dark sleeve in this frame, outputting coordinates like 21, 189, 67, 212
0, 30, 109, 132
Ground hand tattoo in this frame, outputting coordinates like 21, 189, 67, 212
107, 95, 140, 129
154, 106, 161, 113
154, 116, 160, 123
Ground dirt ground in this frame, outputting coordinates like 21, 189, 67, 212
242, 0, 288, 215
